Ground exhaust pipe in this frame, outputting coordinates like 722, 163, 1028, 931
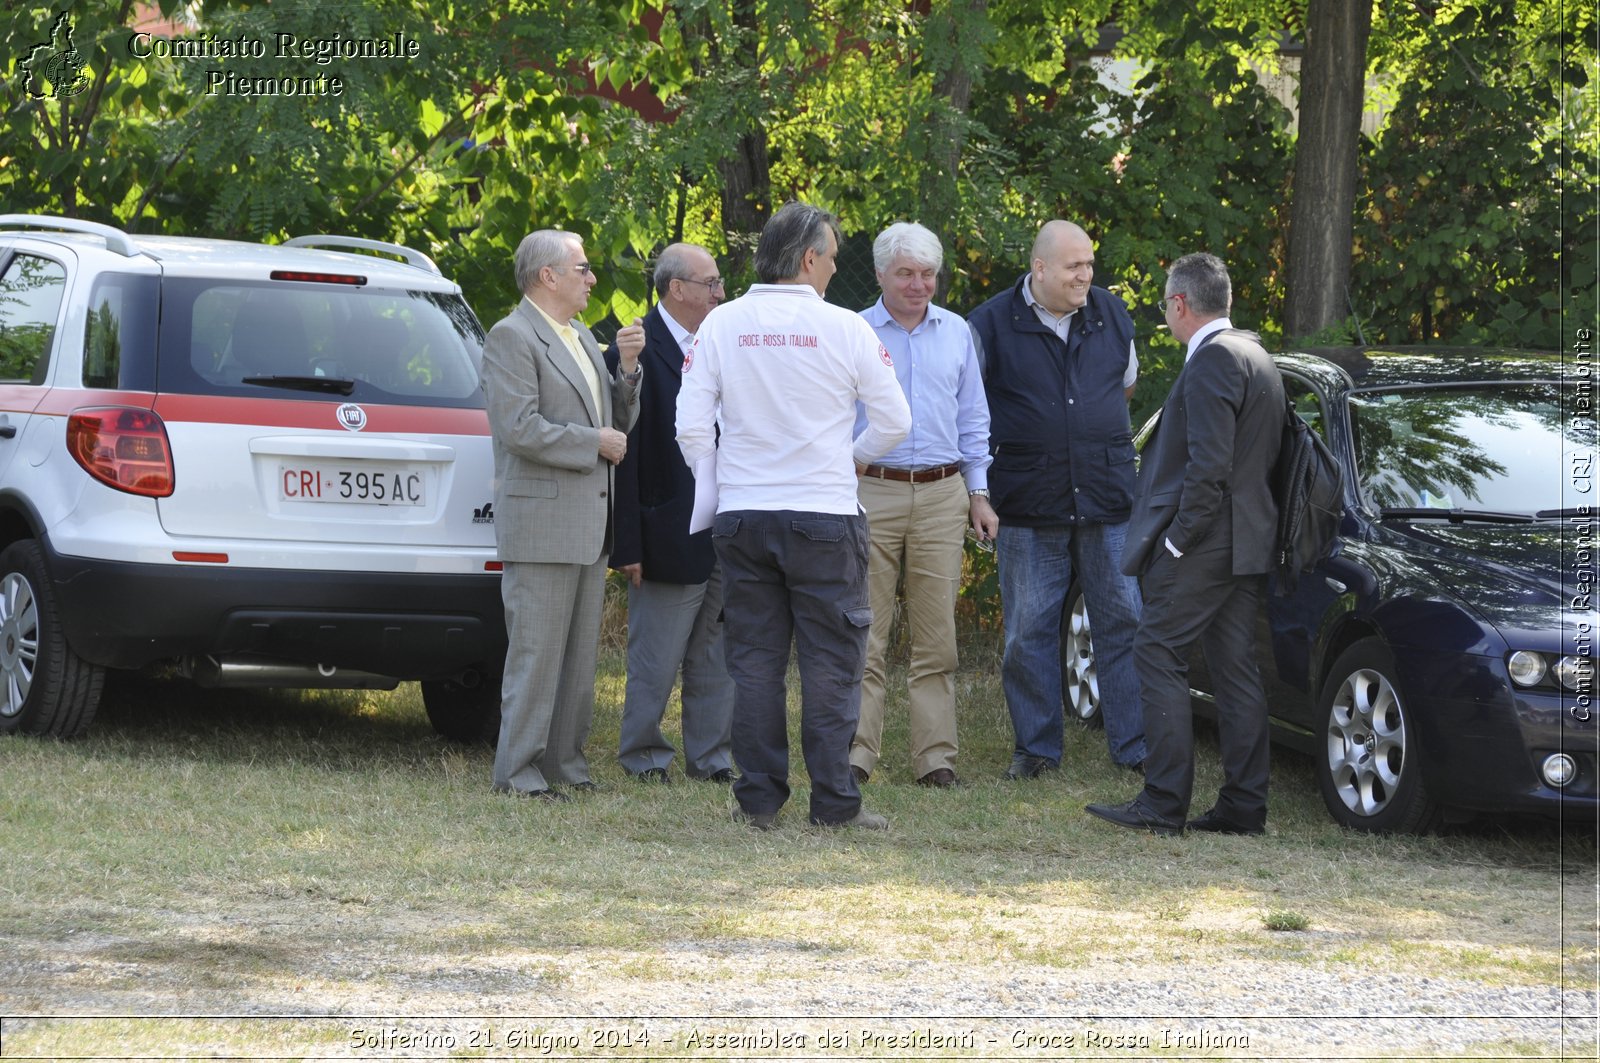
184, 655, 400, 691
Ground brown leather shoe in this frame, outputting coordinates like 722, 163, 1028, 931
851, 764, 869, 785
917, 768, 960, 788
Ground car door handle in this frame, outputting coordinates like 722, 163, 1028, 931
1325, 576, 1347, 594
0, 425, 14, 439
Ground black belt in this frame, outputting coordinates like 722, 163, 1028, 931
861, 461, 962, 484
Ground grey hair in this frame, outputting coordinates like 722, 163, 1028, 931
653, 242, 705, 297
1166, 252, 1232, 317
872, 222, 943, 273
754, 202, 841, 284
514, 229, 581, 294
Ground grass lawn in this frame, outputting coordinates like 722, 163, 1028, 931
1, 643, 1595, 1060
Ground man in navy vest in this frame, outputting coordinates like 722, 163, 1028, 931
967, 220, 1148, 779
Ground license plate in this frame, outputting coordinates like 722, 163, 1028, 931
279, 463, 425, 506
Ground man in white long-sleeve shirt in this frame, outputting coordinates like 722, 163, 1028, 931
677, 202, 911, 830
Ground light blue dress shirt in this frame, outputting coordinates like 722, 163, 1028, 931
854, 298, 992, 492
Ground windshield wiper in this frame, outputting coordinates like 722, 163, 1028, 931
1379, 507, 1535, 524
241, 374, 356, 396
1535, 508, 1593, 520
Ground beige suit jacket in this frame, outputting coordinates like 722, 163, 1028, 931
481, 299, 640, 565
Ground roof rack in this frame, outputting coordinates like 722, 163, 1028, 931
0, 214, 141, 258
282, 235, 442, 276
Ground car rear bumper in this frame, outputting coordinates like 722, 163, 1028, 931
46, 543, 507, 677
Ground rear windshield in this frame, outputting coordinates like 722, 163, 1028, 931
156, 278, 485, 408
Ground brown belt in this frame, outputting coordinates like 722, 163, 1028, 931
861, 461, 962, 484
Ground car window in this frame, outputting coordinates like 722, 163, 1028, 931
0, 253, 67, 385
1281, 371, 1327, 440
160, 280, 485, 408
83, 273, 160, 390
1349, 383, 1586, 512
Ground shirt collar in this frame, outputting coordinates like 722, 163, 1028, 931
746, 282, 822, 300
526, 297, 574, 336
862, 297, 940, 332
1185, 317, 1234, 361
1022, 275, 1076, 326
657, 303, 692, 347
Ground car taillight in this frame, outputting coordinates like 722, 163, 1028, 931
67, 407, 175, 497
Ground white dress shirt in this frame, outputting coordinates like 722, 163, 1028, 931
676, 283, 911, 515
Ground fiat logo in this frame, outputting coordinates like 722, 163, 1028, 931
336, 403, 367, 431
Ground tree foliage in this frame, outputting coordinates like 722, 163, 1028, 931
2, 0, 1588, 351
1352, 0, 1594, 347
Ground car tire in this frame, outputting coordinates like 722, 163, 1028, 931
1314, 637, 1441, 834
421, 675, 501, 746
0, 540, 104, 738
1061, 581, 1104, 729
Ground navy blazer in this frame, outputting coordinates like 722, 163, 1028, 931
604, 305, 716, 585
1121, 329, 1284, 578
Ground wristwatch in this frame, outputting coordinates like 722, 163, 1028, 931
969, 488, 990, 498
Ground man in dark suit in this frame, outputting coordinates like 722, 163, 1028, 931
605, 243, 735, 784
1086, 252, 1284, 836
481, 229, 643, 800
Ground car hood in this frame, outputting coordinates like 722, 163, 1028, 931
1385, 521, 1571, 643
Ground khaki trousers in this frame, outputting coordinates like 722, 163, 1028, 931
851, 473, 967, 778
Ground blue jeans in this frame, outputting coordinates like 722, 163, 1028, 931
713, 509, 873, 825
997, 522, 1147, 767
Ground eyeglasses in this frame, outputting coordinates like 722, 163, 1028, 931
680, 277, 725, 291
572, 263, 594, 276
1159, 292, 1186, 314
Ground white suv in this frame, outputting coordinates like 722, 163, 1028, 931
0, 215, 504, 741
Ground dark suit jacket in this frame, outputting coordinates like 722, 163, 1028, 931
1121, 328, 1284, 577
604, 306, 715, 585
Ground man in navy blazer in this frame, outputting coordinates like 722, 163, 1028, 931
604, 243, 735, 783
1087, 252, 1284, 837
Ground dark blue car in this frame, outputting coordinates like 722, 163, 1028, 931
1063, 347, 1598, 832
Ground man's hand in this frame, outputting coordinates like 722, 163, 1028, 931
620, 562, 643, 588
969, 493, 1000, 543
599, 426, 628, 464
616, 317, 645, 373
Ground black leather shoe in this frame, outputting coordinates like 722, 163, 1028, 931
632, 767, 670, 784
569, 780, 600, 793
1186, 808, 1264, 835
699, 769, 735, 784
851, 764, 870, 785
1084, 797, 1184, 836
1004, 754, 1058, 780
917, 768, 960, 788
1118, 759, 1146, 776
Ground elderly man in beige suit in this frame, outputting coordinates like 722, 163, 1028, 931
482, 229, 643, 800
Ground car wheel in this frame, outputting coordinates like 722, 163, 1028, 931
421, 675, 501, 746
1315, 637, 1441, 834
1061, 581, 1104, 729
0, 540, 104, 738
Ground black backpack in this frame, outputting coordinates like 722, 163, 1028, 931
1272, 398, 1344, 593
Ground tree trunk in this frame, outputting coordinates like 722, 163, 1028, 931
1285, 0, 1372, 341
714, 0, 771, 278
916, 0, 988, 299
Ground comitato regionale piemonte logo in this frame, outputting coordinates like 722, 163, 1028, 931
21, 12, 91, 101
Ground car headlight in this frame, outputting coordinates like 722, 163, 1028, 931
1506, 650, 1548, 687
1552, 655, 1595, 693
